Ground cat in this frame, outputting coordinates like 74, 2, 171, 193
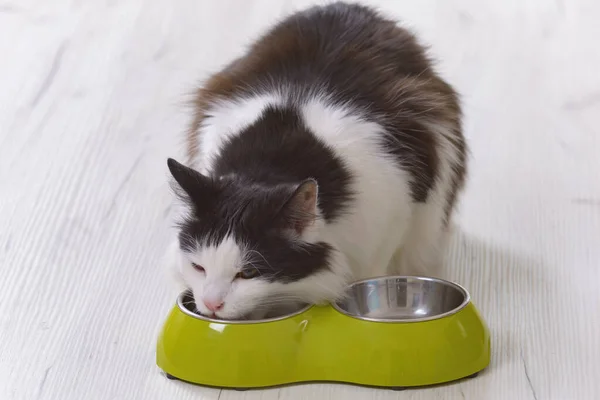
165, 2, 467, 320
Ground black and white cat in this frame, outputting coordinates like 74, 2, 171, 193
165, 2, 467, 320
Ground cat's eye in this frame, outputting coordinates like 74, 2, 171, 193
191, 263, 205, 273
236, 269, 260, 280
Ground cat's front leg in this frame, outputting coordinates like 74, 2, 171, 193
389, 204, 450, 279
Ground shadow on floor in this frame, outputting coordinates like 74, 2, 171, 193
442, 227, 550, 375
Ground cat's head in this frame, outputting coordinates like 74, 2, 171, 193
167, 158, 345, 319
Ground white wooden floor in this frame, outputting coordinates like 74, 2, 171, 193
1, 1, 599, 399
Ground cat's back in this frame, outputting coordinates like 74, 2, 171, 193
203, 2, 431, 101
189, 2, 464, 205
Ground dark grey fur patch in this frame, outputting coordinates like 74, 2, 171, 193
212, 106, 354, 221
170, 107, 352, 282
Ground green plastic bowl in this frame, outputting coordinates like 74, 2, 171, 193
156, 276, 490, 389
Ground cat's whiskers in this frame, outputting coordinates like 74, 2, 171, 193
246, 249, 273, 271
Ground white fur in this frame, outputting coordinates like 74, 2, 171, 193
170, 233, 349, 319
177, 235, 267, 318
300, 98, 414, 279
391, 121, 461, 278
167, 91, 460, 318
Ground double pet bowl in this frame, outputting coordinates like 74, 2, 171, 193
156, 276, 490, 390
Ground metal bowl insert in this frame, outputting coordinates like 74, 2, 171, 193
177, 291, 311, 324
333, 276, 469, 322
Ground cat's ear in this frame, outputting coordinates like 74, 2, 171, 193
277, 179, 319, 236
167, 158, 213, 202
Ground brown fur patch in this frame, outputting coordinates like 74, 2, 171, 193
184, 2, 467, 208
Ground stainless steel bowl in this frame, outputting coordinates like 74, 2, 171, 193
178, 291, 312, 324
333, 276, 470, 322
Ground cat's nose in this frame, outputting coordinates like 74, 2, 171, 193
204, 300, 224, 312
